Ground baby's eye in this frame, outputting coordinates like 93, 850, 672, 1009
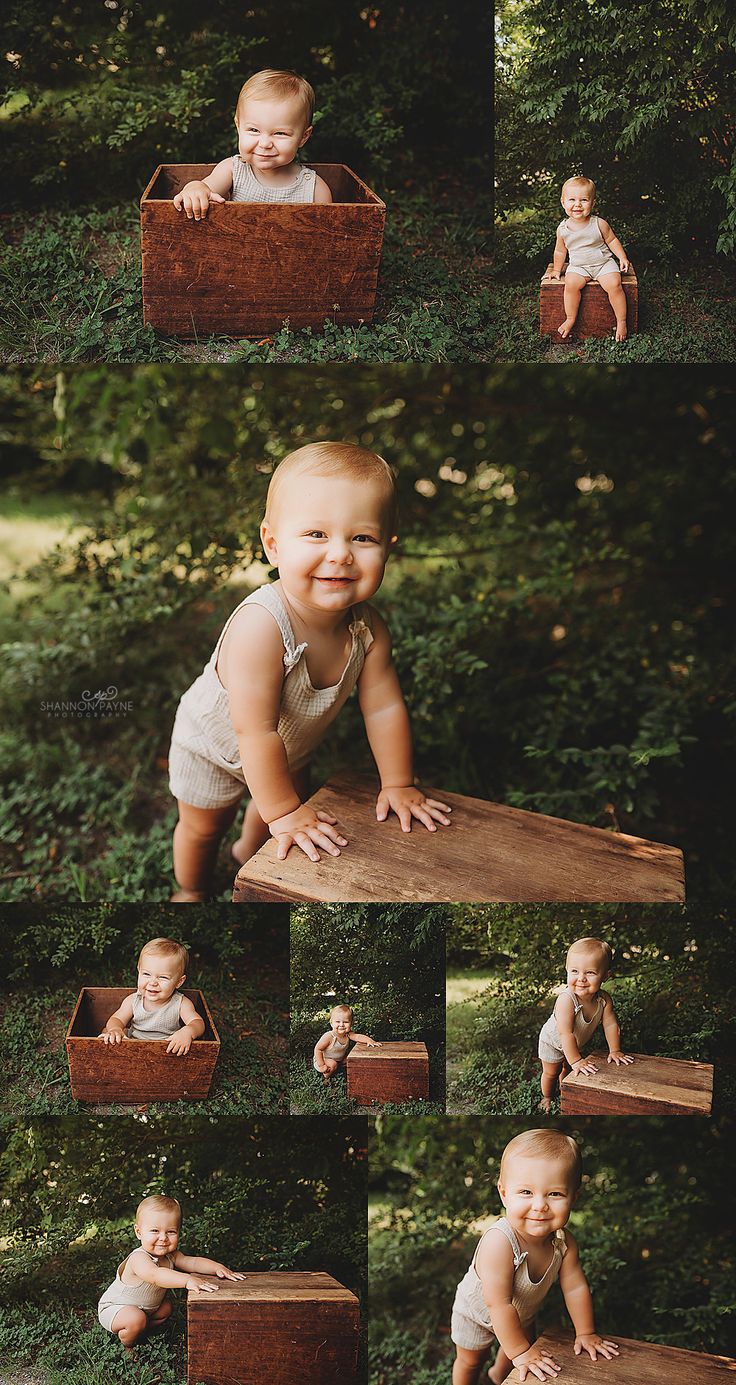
353, 533, 378, 543
305, 530, 327, 539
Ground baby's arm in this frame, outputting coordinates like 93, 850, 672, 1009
98, 993, 135, 1044
313, 1033, 332, 1072
223, 604, 347, 862
598, 219, 629, 272
173, 1250, 244, 1280
173, 158, 234, 220
313, 174, 333, 204
547, 232, 568, 280
600, 992, 634, 1066
127, 1247, 220, 1294
357, 611, 452, 834
477, 1232, 561, 1381
558, 1232, 619, 1363
166, 995, 205, 1056
349, 1031, 381, 1046
554, 993, 599, 1076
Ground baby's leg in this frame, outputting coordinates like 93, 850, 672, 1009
600, 270, 627, 340
558, 272, 587, 338
454, 1345, 489, 1385
539, 1060, 564, 1112
172, 799, 242, 901
110, 1305, 149, 1348
321, 1057, 339, 1083
147, 1298, 172, 1331
232, 765, 311, 866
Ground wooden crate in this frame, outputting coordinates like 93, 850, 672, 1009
187, 1271, 359, 1385
560, 1051, 714, 1116
346, 1041, 429, 1105
507, 1329, 735, 1383
232, 775, 684, 904
65, 987, 220, 1103
140, 163, 385, 337
540, 262, 638, 339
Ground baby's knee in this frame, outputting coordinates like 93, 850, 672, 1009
603, 273, 622, 293
115, 1306, 148, 1336
153, 1298, 172, 1322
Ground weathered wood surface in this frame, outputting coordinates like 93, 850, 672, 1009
507, 1330, 736, 1382
232, 775, 684, 904
561, 1051, 713, 1116
141, 163, 385, 336
540, 262, 638, 339
65, 987, 220, 1103
346, 1040, 429, 1104
187, 1271, 360, 1385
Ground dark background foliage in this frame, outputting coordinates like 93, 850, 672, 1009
445, 902, 736, 1115
290, 903, 446, 1113
0, 1114, 368, 1383
369, 1114, 736, 1384
0, 364, 734, 898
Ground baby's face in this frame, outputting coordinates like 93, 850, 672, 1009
566, 949, 608, 997
137, 951, 185, 1007
499, 1154, 576, 1238
135, 1209, 181, 1258
261, 473, 393, 614
236, 95, 311, 171
562, 186, 594, 219
331, 1011, 352, 1036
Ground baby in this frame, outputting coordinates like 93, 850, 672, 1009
173, 68, 332, 219
546, 177, 630, 341
99, 937, 204, 1055
451, 1130, 619, 1383
313, 1003, 381, 1082
168, 442, 451, 901
98, 1194, 243, 1350
537, 937, 633, 1113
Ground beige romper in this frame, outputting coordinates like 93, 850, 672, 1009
557, 214, 619, 280
127, 991, 184, 1042
98, 1249, 175, 1333
451, 1219, 567, 1350
168, 584, 374, 810
538, 987, 606, 1064
314, 1031, 350, 1072
231, 158, 317, 204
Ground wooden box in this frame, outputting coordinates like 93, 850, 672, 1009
540, 262, 638, 339
346, 1041, 429, 1105
232, 775, 684, 905
560, 1051, 714, 1116
65, 987, 220, 1103
187, 1271, 359, 1385
508, 1329, 735, 1383
140, 163, 385, 337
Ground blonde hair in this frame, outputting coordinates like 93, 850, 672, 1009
138, 937, 188, 977
561, 175, 597, 204
499, 1130, 582, 1190
566, 937, 613, 971
135, 1194, 182, 1226
264, 442, 399, 533
330, 1003, 354, 1025
236, 69, 315, 130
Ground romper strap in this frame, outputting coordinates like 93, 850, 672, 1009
473, 1218, 525, 1270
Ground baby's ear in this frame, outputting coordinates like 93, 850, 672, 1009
298, 125, 313, 148
260, 518, 277, 562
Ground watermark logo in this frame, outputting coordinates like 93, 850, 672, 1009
40, 685, 134, 719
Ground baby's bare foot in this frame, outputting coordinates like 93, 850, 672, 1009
538, 1098, 552, 1115
557, 318, 576, 339
170, 889, 206, 903
615, 320, 628, 341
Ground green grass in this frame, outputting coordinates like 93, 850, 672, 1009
0, 965, 288, 1116
0, 1297, 200, 1385
0, 189, 494, 363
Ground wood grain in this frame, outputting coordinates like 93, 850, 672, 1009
346, 1041, 429, 1104
141, 163, 385, 336
560, 1051, 714, 1116
187, 1271, 359, 1385
65, 987, 220, 1103
232, 775, 684, 904
507, 1329, 736, 1382
540, 263, 638, 339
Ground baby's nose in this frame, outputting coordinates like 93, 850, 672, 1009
327, 540, 352, 562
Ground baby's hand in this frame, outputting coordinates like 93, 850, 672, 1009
376, 786, 452, 834
186, 1275, 220, 1293
607, 1050, 634, 1065
210, 1263, 246, 1281
268, 806, 348, 863
574, 1334, 619, 1362
572, 1058, 598, 1076
173, 182, 226, 221
366, 1039, 382, 1048
546, 271, 562, 281
99, 1029, 124, 1045
618, 256, 630, 273
513, 1345, 562, 1380
167, 1028, 193, 1056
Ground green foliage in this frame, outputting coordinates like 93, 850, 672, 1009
369, 1115, 736, 1383
445, 903, 736, 1114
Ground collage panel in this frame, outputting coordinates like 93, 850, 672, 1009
290, 903, 446, 1116
369, 1114, 736, 1383
0, 1113, 368, 1384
